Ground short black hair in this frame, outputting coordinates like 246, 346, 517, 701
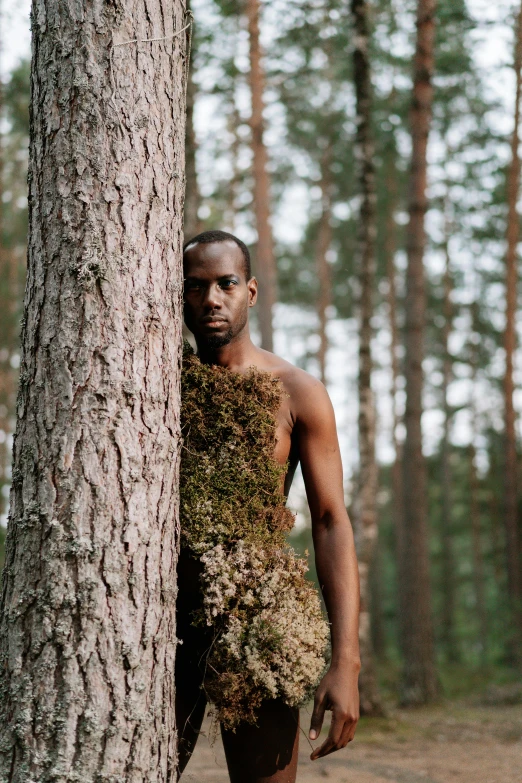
183, 230, 252, 280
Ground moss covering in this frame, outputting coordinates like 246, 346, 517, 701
180, 344, 295, 554
179, 344, 328, 728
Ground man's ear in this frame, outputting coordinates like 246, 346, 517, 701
247, 277, 258, 306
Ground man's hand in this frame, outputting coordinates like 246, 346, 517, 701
309, 664, 360, 760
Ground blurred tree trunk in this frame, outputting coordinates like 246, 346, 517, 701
383, 131, 405, 653
503, 0, 522, 646
247, 0, 276, 351
0, 1, 187, 778
351, 0, 383, 717
400, 0, 438, 705
0, 69, 19, 530
316, 146, 333, 386
370, 540, 386, 659
439, 203, 458, 663
225, 103, 242, 233
469, 299, 488, 665
184, 0, 200, 240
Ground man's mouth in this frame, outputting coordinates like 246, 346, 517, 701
201, 317, 227, 327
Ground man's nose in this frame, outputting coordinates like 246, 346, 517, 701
202, 283, 222, 309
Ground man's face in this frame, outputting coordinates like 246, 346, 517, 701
183, 240, 257, 349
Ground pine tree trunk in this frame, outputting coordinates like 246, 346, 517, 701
439, 206, 458, 663
0, 2, 188, 779
316, 148, 333, 386
351, 0, 383, 717
370, 540, 386, 659
383, 134, 405, 655
184, 0, 200, 241
225, 103, 242, 234
503, 0, 522, 644
468, 309, 488, 665
400, 0, 438, 705
246, 0, 276, 351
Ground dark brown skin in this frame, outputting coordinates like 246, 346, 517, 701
178, 240, 361, 782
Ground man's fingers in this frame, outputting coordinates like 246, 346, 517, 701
309, 694, 326, 741
310, 708, 345, 760
310, 736, 335, 761
340, 716, 357, 747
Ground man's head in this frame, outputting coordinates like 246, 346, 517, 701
183, 230, 257, 349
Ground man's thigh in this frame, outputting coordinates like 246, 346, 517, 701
221, 700, 299, 783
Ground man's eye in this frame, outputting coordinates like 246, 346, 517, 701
220, 280, 236, 288
185, 282, 201, 291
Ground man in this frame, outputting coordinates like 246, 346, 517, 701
177, 229, 360, 782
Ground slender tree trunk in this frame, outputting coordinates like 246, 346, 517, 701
439, 203, 458, 663
468, 303, 488, 665
184, 0, 200, 241
316, 147, 333, 386
488, 448, 505, 587
0, 2, 188, 778
351, 0, 383, 717
225, 103, 242, 234
503, 0, 522, 644
370, 539, 386, 659
383, 133, 405, 656
246, 0, 276, 351
400, 0, 438, 705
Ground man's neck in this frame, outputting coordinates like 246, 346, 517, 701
195, 328, 260, 372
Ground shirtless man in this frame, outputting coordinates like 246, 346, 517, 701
177, 230, 360, 782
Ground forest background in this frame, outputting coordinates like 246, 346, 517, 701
1, 0, 522, 712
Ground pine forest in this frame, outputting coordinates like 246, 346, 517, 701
2, 0, 522, 735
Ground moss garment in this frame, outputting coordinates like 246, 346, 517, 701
180, 345, 328, 729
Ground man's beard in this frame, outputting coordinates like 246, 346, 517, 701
201, 327, 235, 349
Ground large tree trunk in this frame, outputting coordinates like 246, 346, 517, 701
503, 0, 522, 645
351, 0, 383, 717
0, 2, 188, 779
316, 147, 333, 386
184, 0, 200, 241
439, 203, 458, 663
246, 0, 277, 351
400, 0, 438, 705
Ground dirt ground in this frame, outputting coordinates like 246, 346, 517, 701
180, 701, 522, 783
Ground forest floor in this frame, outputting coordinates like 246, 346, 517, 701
180, 699, 522, 783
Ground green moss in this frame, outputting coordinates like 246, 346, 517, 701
180, 344, 295, 554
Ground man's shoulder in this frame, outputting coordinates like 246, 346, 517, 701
254, 350, 330, 412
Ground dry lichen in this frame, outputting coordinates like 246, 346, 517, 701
180, 344, 328, 729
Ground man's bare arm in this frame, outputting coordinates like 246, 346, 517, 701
295, 376, 360, 760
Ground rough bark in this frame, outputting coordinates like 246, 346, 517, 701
503, 0, 522, 643
400, 0, 438, 705
184, 0, 200, 241
0, 1, 188, 779
316, 147, 333, 386
246, 0, 277, 351
439, 205, 458, 663
350, 0, 383, 717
